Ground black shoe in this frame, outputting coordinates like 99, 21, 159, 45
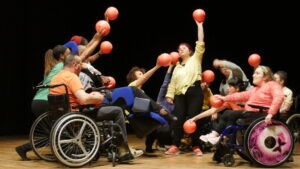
118, 152, 134, 162
15, 146, 30, 161
145, 147, 154, 153
287, 156, 294, 162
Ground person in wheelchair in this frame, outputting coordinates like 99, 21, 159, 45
274, 70, 293, 121
200, 65, 284, 145
50, 53, 136, 161
188, 77, 246, 141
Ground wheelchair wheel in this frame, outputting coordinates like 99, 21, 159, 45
286, 114, 300, 155
244, 117, 293, 167
29, 112, 56, 162
112, 151, 116, 167
223, 154, 235, 167
50, 112, 101, 167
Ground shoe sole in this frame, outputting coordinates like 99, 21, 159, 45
165, 152, 180, 155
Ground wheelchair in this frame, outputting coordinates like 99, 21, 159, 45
213, 104, 294, 167
29, 84, 126, 167
286, 94, 300, 155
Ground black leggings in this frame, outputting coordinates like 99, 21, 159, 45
171, 83, 203, 147
96, 106, 128, 143
31, 99, 49, 117
215, 110, 266, 134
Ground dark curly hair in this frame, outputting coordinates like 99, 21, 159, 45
126, 66, 146, 84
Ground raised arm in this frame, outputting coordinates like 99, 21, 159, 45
79, 32, 103, 62
134, 63, 161, 88
196, 21, 204, 42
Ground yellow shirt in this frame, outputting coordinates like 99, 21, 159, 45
166, 41, 205, 99
202, 87, 213, 111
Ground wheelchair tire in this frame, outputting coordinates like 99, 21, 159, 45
112, 151, 116, 167
244, 117, 293, 167
223, 154, 235, 167
29, 112, 56, 162
286, 114, 300, 155
50, 112, 101, 167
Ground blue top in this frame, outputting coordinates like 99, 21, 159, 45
157, 72, 174, 113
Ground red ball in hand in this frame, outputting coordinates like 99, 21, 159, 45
248, 53, 261, 67
202, 70, 215, 83
169, 51, 181, 64
100, 41, 113, 54
157, 53, 172, 67
210, 95, 224, 108
95, 20, 111, 36
105, 6, 119, 21
183, 120, 197, 134
193, 9, 206, 22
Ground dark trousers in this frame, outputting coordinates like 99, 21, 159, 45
96, 106, 128, 143
145, 123, 172, 148
171, 83, 203, 147
17, 100, 49, 153
215, 110, 266, 134
31, 99, 49, 117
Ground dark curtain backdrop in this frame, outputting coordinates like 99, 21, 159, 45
1, 0, 299, 135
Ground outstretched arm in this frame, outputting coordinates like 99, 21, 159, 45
134, 63, 161, 88
190, 107, 225, 122
80, 32, 103, 62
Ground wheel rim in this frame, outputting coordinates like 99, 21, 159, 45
246, 120, 293, 166
51, 113, 100, 167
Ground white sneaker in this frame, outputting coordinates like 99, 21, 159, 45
199, 133, 213, 142
129, 148, 143, 158
207, 135, 220, 145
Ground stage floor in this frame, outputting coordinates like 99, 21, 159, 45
0, 134, 299, 169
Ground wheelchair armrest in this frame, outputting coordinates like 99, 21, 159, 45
247, 104, 269, 112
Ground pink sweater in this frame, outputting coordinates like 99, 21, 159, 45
224, 81, 284, 115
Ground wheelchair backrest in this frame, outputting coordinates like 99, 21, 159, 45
107, 87, 135, 107
48, 94, 70, 120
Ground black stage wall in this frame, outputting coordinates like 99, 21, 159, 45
1, 0, 299, 135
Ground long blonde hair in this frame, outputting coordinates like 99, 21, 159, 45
44, 49, 59, 76
257, 65, 274, 82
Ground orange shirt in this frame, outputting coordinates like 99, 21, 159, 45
50, 70, 83, 108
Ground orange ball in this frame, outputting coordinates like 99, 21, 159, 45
248, 53, 261, 67
105, 6, 119, 21
104, 76, 116, 89
100, 41, 113, 54
95, 20, 111, 36
193, 9, 206, 23
202, 70, 215, 83
183, 120, 197, 134
157, 53, 172, 67
210, 95, 224, 108
169, 51, 181, 64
